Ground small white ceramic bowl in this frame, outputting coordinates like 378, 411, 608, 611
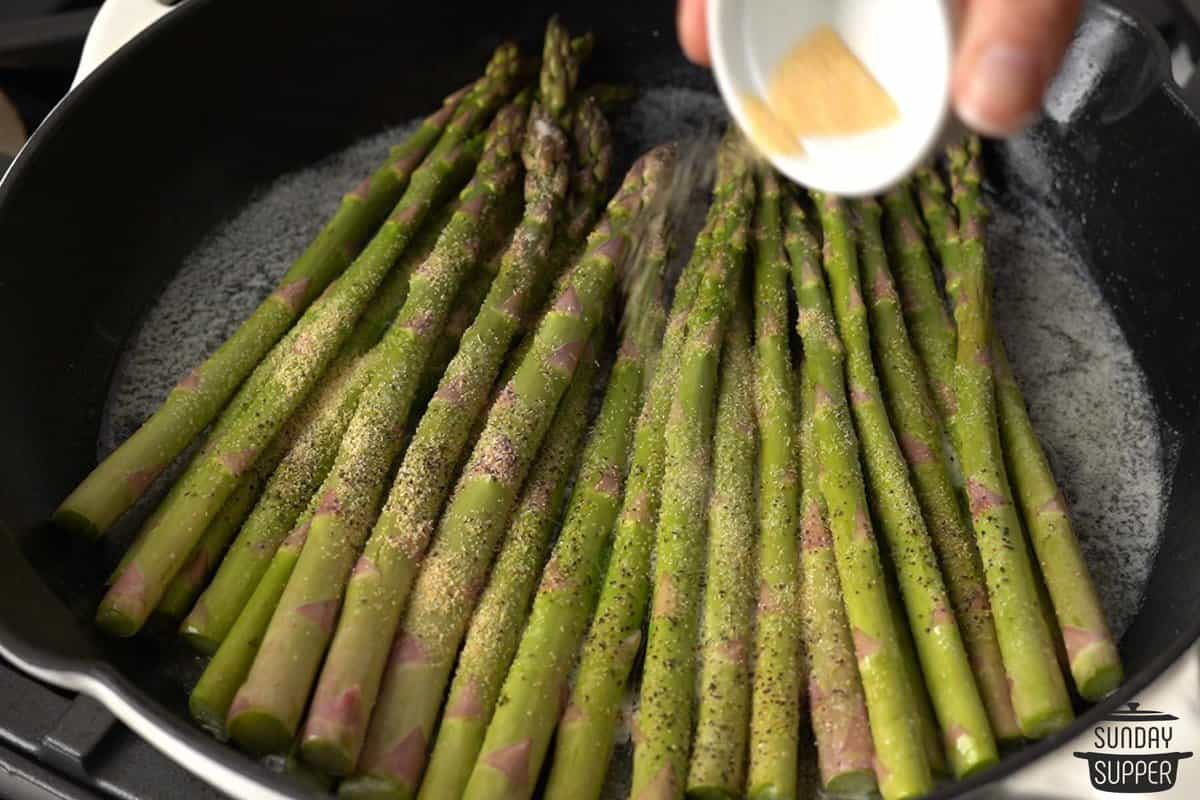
708, 0, 958, 197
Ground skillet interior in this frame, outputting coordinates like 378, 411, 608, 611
0, 1, 1197, 796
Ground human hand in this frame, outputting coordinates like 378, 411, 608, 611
676, 0, 1083, 137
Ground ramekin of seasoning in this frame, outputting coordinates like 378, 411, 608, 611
707, 0, 960, 196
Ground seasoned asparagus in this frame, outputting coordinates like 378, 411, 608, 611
415, 337, 598, 800
687, 291, 756, 800
461, 221, 670, 800
854, 197, 999, 775
54, 82, 474, 538
793, 355, 876, 796
301, 24, 598, 773
544, 149, 742, 800
746, 171, 802, 800
629, 147, 753, 800
225, 98, 531, 757
879, 184, 1019, 742
341, 146, 676, 800
788, 192, 932, 800
96, 47, 521, 637
945, 140, 1073, 738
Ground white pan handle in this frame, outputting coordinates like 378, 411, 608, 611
72, 0, 179, 89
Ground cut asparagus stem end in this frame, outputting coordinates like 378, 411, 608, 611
337, 774, 405, 800
823, 769, 880, 797
1075, 645, 1124, 702
178, 624, 221, 656
52, 509, 100, 539
226, 711, 293, 757
94, 606, 139, 638
300, 736, 356, 778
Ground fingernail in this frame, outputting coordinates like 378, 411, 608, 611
957, 45, 1041, 137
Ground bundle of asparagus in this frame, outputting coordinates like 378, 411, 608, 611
61, 13, 1126, 794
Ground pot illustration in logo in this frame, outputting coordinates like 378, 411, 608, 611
1074, 703, 1193, 793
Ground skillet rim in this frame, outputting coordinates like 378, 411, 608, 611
0, 0, 1193, 797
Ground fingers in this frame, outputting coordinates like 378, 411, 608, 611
678, 0, 711, 66
953, 0, 1082, 136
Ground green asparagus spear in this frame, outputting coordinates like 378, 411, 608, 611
225, 98, 530, 757
160, 203, 473, 623
415, 336, 598, 800
188, 491, 323, 734
879, 549, 949, 775
686, 291, 756, 800
544, 149, 744, 800
55, 83, 473, 538
850, 197, 999, 775
793, 356, 876, 796
459, 221, 671, 800
993, 343, 1122, 700
945, 140, 1073, 738
746, 171, 802, 800
177, 165, 477, 654
301, 32, 600, 772
96, 46, 521, 637
629, 151, 753, 800
788, 192, 932, 800
955, 141, 1121, 701
879, 184, 1020, 742
818, 193, 995, 778
341, 146, 676, 800
903, 172, 961, 435
186, 118, 515, 736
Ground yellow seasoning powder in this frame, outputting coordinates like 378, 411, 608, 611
767, 25, 900, 137
740, 93, 805, 157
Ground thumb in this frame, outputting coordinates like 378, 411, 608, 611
953, 0, 1082, 137
678, 0, 712, 66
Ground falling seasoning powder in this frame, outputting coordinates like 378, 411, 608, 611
767, 25, 899, 138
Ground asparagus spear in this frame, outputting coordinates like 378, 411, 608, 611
544, 148, 743, 800
178, 172, 476, 653
819, 193, 996, 777
459, 222, 671, 800
160, 205, 474, 623
880, 549, 949, 776
186, 114, 519, 734
993, 343, 1122, 700
746, 171, 803, 800
96, 47, 522, 637
54, 83, 474, 539
793, 357, 876, 796
787, 192, 932, 800
415, 335, 599, 800
914, 159, 1073, 681
225, 98, 530, 756
852, 198, 1000, 774
878, 184, 1020, 743
945, 140, 1073, 738
629, 152, 754, 800
903, 173, 961, 435
342, 146, 676, 800
956, 141, 1120, 701
686, 290, 756, 800
189, 490, 323, 734
300, 28, 599, 773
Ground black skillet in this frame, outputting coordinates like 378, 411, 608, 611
0, 0, 1197, 797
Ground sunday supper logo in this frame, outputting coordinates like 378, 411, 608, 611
1074, 703, 1193, 793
